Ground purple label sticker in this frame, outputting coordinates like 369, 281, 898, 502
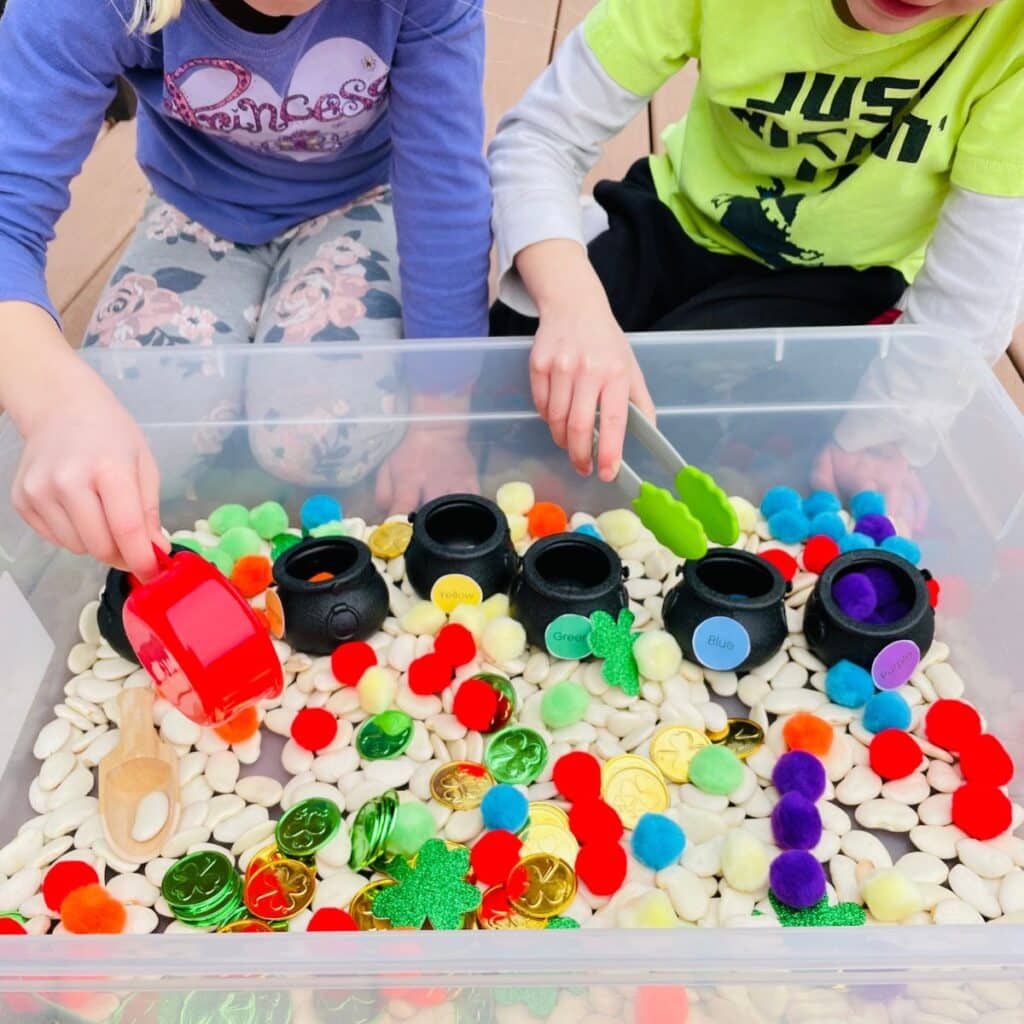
871, 639, 920, 690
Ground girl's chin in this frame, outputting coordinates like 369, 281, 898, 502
846, 0, 935, 30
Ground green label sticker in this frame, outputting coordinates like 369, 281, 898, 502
545, 614, 593, 659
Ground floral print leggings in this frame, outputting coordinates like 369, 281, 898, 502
84, 187, 406, 487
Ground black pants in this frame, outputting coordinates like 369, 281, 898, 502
490, 159, 906, 335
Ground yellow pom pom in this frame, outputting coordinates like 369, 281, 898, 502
633, 630, 683, 682
507, 514, 529, 543
481, 616, 527, 664
721, 829, 769, 893
595, 509, 642, 548
358, 666, 398, 714
448, 603, 486, 643
496, 481, 535, 517
480, 593, 510, 624
617, 890, 679, 929
729, 496, 758, 534
399, 601, 447, 637
861, 869, 922, 923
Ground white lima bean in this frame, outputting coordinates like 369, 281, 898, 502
131, 792, 171, 843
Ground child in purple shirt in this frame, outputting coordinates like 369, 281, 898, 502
0, 0, 491, 577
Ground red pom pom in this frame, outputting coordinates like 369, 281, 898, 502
575, 840, 627, 896
43, 860, 99, 913
0, 917, 26, 935
434, 623, 477, 668
924, 699, 982, 752
926, 578, 940, 608
408, 652, 455, 696
759, 548, 798, 582
803, 535, 840, 575
453, 677, 499, 732
568, 799, 624, 844
331, 641, 376, 687
307, 908, 358, 932
291, 708, 338, 752
552, 751, 602, 803
869, 729, 923, 781
470, 830, 523, 886
952, 783, 1013, 840
959, 734, 1015, 787
527, 501, 568, 539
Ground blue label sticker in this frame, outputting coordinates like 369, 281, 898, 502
545, 614, 593, 660
691, 616, 751, 671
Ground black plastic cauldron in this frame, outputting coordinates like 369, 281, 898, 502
404, 493, 518, 601
662, 548, 789, 672
803, 549, 934, 675
510, 532, 628, 648
272, 537, 389, 655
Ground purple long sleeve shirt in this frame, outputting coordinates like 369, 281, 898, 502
0, 0, 491, 386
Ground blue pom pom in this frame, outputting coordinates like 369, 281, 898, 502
880, 535, 921, 566
301, 495, 342, 532
761, 486, 802, 519
802, 490, 841, 518
863, 691, 911, 734
838, 532, 876, 554
825, 660, 875, 709
631, 813, 686, 870
480, 785, 529, 834
850, 490, 886, 520
808, 512, 846, 541
768, 509, 811, 544
574, 523, 602, 540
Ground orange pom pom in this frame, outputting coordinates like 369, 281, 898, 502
230, 555, 273, 598
782, 712, 833, 757
214, 704, 260, 744
60, 884, 126, 935
264, 589, 286, 639
527, 501, 567, 538
308, 572, 334, 583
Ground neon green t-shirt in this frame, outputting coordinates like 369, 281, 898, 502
584, 0, 1024, 279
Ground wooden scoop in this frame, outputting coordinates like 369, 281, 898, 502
99, 686, 180, 864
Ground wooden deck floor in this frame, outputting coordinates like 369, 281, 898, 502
43, 0, 1024, 407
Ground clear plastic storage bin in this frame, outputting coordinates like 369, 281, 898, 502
0, 327, 1022, 1023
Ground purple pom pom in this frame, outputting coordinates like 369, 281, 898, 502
770, 850, 826, 909
874, 600, 911, 624
855, 514, 897, 544
862, 565, 902, 607
772, 751, 827, 802
833, 571, 878, 622
771, 792, 823, 850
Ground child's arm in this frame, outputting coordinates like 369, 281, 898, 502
0, 0, 163, 576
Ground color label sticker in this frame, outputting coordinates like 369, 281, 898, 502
872, 639, 920, 690
430, 574, 483, 613
545, 614, 593, 660
691, 616, 750, 671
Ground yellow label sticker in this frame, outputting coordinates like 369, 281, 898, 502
430, 574, 483, 613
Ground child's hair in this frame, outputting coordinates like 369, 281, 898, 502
128, 0, 183, 32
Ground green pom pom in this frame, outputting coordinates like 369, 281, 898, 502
218, 526, 262, 561
688, 744, 744, 795
309, 521, 346, 538
208, 504, 250, 536
540, 681, 589, 729
203, 547, 235, 576
270, 532, 302, 561
170, 534, 206, 556
249, 501, 289, 540
385, 802, 437, 858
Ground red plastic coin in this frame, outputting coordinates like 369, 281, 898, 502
959, 734, 1015, 787
408, 652, 454, 696
552, 751, 602, 804
803, 535, 840, 575
470, 830, 523, 886
575, 840, 627, 897
478, 885, 513, 925
434, 623, 477, 668
0, 917, 26, 935
926, 578, 940, 608
43, 861, 100, 913
924, 699, 982, 752
307, 908, 358, 932
759, 548, 798, 582
290, 707, 338, 752
527, 502, 568, 539
453, 677, 499, 732
868, 729, 923, 781
568, 799, 624, 844
330, 641, 377, 687
952, 783, 1013, 840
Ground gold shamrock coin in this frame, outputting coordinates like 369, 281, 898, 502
349, 880, 398, 931
520, 823, 579, 866
602, 756, 670, 830
219, 918, 273, 934
721, 718, 765, 759
650, 725, 712, 783
527, 802, 570, 830
368, 521, 413, 560
429, 761, 494, 810
244, 858, 316, 922
509, 854, 577, 920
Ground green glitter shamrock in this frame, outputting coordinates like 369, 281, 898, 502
495, 987, 559, 1019
588, 609, 640, 696
632, 482, 708, 561
768, 892, 866, 928
674, 466, 739, 546
370, 838, 480, 930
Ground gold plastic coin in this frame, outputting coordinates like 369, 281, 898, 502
520, 822, 579, 866
477, 887, 547, 931
349, 880, 398, 931
245, 844, 285, 884
508, 854, 577, 920
527, 802, 569, 830
602, 757, 670, 830
650, 725, 712, 783
244, 858, 316, 922
368, 521, 413, 560
705, 725, 730, 743
218, 918, 273, 933
429, 761, 495, 810
720, 718, 765, 760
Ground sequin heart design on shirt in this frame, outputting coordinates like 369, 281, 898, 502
164, 37, 390, 162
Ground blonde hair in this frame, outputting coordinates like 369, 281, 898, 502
128, 0, 184, 33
